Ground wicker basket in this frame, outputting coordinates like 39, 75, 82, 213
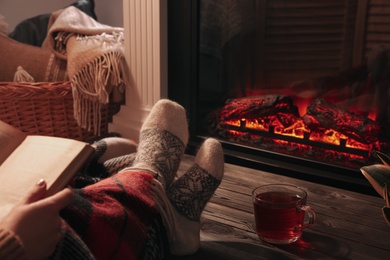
0, 81, 121, 142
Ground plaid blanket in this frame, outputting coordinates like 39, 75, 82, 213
43, 6, 128, 135
54, 171, 170, 259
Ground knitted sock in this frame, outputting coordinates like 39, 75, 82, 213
166, 138, 224, 255
83, 137, 137, 178
122, 99, 189, 188
92, 137, 138, 164
103, 153, 136, 176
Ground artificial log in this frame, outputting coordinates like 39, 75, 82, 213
206, 95, 302, 136
218, 95, 299, 121
208, 96, 380, 146
303, 98, 380, 144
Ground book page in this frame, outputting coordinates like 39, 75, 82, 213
0, 135, 93, 220
0, 121, 26, 165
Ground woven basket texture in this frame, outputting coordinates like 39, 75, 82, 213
0, 81, 121, 142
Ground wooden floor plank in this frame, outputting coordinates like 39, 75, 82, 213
173, 155, 390, 259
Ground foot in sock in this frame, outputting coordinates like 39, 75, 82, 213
166, 138, 224, 255
124, 99, 189, 188
92, 137, 138, 164
74, 137, 138, 188
103, 153, 137, 175
83, 137, 137, 177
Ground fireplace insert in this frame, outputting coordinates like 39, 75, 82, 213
167, 0, 390, 196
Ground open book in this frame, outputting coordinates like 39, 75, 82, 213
0, 121, 95, 220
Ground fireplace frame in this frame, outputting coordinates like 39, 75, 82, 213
167, 0, 377, 196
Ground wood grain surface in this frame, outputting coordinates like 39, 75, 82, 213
173, 154, 390, 260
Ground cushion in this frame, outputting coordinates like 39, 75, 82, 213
8, 0, 97, 47
0, 32, 67, 82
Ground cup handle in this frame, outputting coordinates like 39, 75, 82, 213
300, 205, 316, 229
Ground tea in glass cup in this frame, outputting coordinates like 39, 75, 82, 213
252, 184, 316, 244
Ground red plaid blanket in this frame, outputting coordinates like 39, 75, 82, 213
60, 171, 170, 259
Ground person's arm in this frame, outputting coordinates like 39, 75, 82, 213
0, 179, 73, 260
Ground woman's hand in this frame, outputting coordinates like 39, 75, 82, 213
0, 179, 73, 259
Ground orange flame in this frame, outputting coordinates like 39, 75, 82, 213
225, 115, 378, 152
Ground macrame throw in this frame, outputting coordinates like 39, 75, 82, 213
43, 6, 129, 135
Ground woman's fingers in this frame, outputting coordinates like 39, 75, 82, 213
20, 179, 47, 205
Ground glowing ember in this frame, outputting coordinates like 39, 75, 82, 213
207, 95, 384, 167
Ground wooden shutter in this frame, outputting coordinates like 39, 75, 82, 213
364, 0, 390, 60
255, 0, 359, 88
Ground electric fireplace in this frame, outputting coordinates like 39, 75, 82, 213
167, 0, 390, 195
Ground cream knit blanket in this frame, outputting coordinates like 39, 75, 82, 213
43, 6, 129, 135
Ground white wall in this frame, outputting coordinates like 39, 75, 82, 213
109, 0, 167, 141
0, 0, 123, 31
